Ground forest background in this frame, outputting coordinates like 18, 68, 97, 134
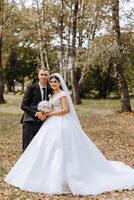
0, 0, 134, 112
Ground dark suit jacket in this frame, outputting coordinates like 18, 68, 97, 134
20, 83, 52, 123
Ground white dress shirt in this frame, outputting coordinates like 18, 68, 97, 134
39, 82, 47, 101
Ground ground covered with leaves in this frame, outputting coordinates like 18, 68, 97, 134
0, 95, 134, 200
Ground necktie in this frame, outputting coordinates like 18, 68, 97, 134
42, 88, 47, 100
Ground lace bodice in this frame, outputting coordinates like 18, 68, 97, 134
49, 91, 66, 112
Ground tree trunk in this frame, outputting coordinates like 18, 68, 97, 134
42, 0, 50, 70
71, 67, 81, 104
0, 0, 5, 104
112, 0, 131, 112
71, 0, 81, 104
36, 0, 50, 70
78, 1, 99, 99
6, 48, 17, 93
36, 0, 45, 69
58, 0, 64, 76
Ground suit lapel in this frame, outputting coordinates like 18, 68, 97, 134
35, 83, 42, 101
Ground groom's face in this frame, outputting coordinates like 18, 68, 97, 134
38, 69, 49, 85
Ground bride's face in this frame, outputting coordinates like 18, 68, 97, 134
50, 78, 60, 91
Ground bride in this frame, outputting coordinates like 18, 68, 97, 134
5, 73, 134, 195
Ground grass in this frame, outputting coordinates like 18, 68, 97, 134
0, 94, 134, 200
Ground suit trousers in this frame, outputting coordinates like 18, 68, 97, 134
22, 121, 43, 152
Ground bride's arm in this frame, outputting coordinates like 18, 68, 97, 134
46, 96, 69, 116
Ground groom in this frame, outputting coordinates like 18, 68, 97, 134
20, 68, 52, 151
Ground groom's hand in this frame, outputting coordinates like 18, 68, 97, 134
36, 112, 47, 121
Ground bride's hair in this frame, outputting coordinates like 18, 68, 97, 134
50, 75, 63, 90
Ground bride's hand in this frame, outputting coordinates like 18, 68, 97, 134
46, 112, 54, 116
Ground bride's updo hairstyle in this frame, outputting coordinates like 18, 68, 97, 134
50, 75, 63, 90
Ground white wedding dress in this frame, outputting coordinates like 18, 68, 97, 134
5, 91, 134, 195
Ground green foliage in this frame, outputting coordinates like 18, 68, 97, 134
80, 33, 134, 99
1, 0, 134, 99
81, 65, 116, 99
4, 46, 38, 91
122, 32, 134, 94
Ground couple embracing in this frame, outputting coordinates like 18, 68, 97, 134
4, 68, 134, 196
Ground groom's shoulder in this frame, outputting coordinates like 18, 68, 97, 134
32, 83, 39, 89
27, 82, 38, 89
25, 83, 39, 93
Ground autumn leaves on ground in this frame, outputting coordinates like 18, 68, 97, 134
0, 94, 134, 200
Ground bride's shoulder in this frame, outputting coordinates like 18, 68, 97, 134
51, 90, 67, 100
59, 90, 67, 98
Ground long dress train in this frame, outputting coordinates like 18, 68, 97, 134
4, 91, 134, 195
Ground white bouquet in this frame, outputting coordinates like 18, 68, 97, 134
38, 100, 53, 113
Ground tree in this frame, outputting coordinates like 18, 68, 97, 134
70, 0, 80, 104
111, 0, 132, 112
6, 47, 17, 92
121, 31, 134, 94
0, 0, 5, 103
68, 0, 111, 104
0, 0, 16, 103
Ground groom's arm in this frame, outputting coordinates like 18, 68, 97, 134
21, 85, 37, 118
